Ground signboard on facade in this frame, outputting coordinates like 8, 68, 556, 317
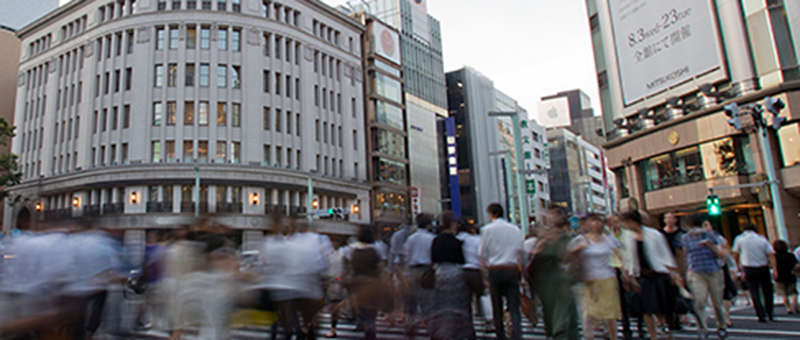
411, 187, 421, 216
526, 180, 536, 194
410, 0, 430, 45
444, 117, 462, 216
608, 0, 725, 105
538, 97, 571, 128
371, 20, 401, 65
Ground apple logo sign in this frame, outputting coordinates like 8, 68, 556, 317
547, 106, 559, 119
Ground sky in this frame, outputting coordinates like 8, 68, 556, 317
323, 0, 601, 122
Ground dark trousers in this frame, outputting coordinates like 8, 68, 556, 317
463, 268, 484, 339
616, 269, 632, 339
355, 308, 377, 340
72, 291, 107, 339
744, 266, 774, 320
488, 268, 521, 340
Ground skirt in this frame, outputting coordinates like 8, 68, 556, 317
429, 263, 473, 340
583, 277, 621, 320
637, 273, 672, 315
776, 281, 798, 297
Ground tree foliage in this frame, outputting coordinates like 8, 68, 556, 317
0, 118, 20, 201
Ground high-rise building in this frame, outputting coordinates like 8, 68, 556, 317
445, 67, 529, 225
341, 0, 447, 216
5, 0, 370, 236
539, 89, 594, 135
522, 119, 550, 225
586, 0, 800, 243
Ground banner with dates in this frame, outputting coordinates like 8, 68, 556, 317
609, 0, 724, 105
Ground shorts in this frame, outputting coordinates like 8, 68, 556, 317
776, 281, 798, 297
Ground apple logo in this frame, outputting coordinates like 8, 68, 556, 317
547, 106, 559, 119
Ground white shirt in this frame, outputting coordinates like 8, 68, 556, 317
568, 234, 622, 280
457, 232, 482, 270
478, 218, 523, 267
732, 230, 774, 268
794, 246, 800, 261
523, 237, 538, 267
403, 228, 435, 268
621, 226, 677, 277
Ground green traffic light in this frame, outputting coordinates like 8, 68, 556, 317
706, 195, 721, 216
328, 208, 334, 214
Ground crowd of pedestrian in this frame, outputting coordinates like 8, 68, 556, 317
0, 204, 798, 340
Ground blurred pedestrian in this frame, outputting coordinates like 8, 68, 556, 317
619, 210, 678, 340
660, 212, 685, 331
479, 203, 524, 340
568, 213, 623, 340
681, 216, 728, 339
773, 240, 799, 315
606, 213, 633, 340
403, 213, 436, 328
347, 225, 385, 340
457, 219, 484, 332
429, 211, 473, 339
732, 224, 776, 322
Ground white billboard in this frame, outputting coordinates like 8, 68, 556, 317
371, 20, 401, 65
538, 97, 571, 128
608, 0, 725, 105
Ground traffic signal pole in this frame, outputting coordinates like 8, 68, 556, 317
756, 124, 788, 240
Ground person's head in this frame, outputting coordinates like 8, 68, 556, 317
416, 213, 434, 231
772, 239, 789, 253
440, 211, 460, 234
357, 225, 376, 244
701, 220, 713, 231
606, 213, 621, 232
620, 210, 644, 232
458, 220, 476, 235
486, 203, 504, 220
546, 205, 571, 230
743, 224, 757, 232
664, 212, 678, 228
580, 213, 605, 234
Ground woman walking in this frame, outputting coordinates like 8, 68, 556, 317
773, 240, 799, 315
568, 214, 623, 340
619, 210, 679, 340
429, 211, 473, 339
347, 226, 385, 340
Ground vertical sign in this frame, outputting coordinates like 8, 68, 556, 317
519, 118, 535, 215
411, 187, 421, 217
445, 117, 462, 216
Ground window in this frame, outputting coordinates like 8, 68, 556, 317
200, 26, 210, 49
199, 63, 209, 86
202, 0, 211, 10
114, 69, 120, 92
185, 63, 195, 86
184, 140, 194, 162
166, 101, 177, 125
231, 142, 240, 163
286, 111, 291, 134
186, 26, 196, 49
315, 119, 319, 141
217, 102, 226, 125
157, 0, 166, 11
263, 70, 270, 92
231, 103, 240, 127
198, 101, 209, 125
231, 66, 240, 89
126, 30, 134, 54
216, 141, 226, 163
275, 147, 282, 167
275, 36, 281, 58
323, 122, 327, 143
295, 78, 300, 100
198, 141, 208, 162
125, 67, 132, 90
166, 140, 176, 162
217, 0, 226, 11
296, 113, 300, 136
217, 65, 227, 87
232, 0, 240, 12
218, 27, 227, 50
171, 0, 180, 10
169, 27, 179, 49
184, 101, 194, 125
154, 64, 163, 87
352, 98, 356, 117
102, 109, 107, 131
103, 72, 110, 94
314, 85, 319, 106
152, 141, 161, 162
187, 0, 196, 9
263, 145, 270, 165
153, 102, 163, 126
232, 28, 240, 51
123, 105, 130, 128
122, 143, 129, 164
263, 107, 270, 130
286, 75, 291, 97
167, 63, 178, 87
275, 109, 281, 132
353, 130, 357, 150
263, 33, 270, 56
275, 73, 281, 95
112, 107, 119, 129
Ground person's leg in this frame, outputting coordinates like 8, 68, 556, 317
687, 271, 710, 332
791, 293, 799, 313
706, 270, 727, 331
605, 319, 618, 340
643, 314, 658, 340
760, 269, 774, 319
616, 270, 631, 340
745, 269, 766, 320
504, 270, 522, 340
488, 270, 506, 340
583, 316, 596, 340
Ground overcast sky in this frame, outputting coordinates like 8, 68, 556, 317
323, 0, 600, 122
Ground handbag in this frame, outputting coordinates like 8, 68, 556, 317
420, 265, 435, 289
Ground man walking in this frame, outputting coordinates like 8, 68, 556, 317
479, 203, 524, 340
403, 213, 436, 326
732, 224, 777, 322
681, 216, 728, 339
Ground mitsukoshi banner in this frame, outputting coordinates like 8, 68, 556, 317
609, 0, 724, 106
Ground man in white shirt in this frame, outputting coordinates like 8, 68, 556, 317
732, 224, 777, 322
403, 213, 436, 322
479, 203, 524, 340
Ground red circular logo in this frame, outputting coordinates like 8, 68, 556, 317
380, 30, 395, 57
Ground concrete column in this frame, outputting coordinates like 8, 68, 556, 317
209, 186, 217, 213
283, 190, 290, 215
716, 0, 759, 94
172, 185, 181, 213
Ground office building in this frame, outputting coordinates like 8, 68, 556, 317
539, 89, 594, 135
547, 128, 613, 215
586, 0, 800, 243
522, 119, 550, 224
5, 0, 370, 236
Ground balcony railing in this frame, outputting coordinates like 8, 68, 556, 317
217, 202, 243, 213
146, 201, 173, 213
83, 204, 101, 217
102, 202, 124, 215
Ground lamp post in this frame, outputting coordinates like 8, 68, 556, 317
489, 111, 529, 235
488, 150, 517, 225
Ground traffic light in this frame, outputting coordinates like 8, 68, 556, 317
764, 96, 787, 130
706, 194, 721, 216
723, 103, 742, 130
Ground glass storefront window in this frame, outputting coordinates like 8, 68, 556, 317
375, 158, 407, 186
373, 129, 406, 158
374, 100, 404, 130
778, 122, 800, 167
374, 59, 401, 78
371, 72, 402, 103
639, 136, 754, 192
373, 188, 408, 219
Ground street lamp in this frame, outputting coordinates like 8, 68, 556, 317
488, 111, 530, 235
489, 149, 517, 225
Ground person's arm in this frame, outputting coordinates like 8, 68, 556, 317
770, 253, 778, 280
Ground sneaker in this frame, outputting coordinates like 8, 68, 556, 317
717, 329, 728, 340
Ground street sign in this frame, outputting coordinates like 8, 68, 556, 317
569, 215, 580, 229
525, 180, 536, 194
411, 187, 421, 216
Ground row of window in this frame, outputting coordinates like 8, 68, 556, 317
158, 0, 240, 12
262, 33, 302, 65
152, 101, 241, 127
90, 143, 129, 168
156, 63, 240, 88
92, 105, 131, 133
96, 68, 133, 96
96, 30, 135, 62
151, 140, 240, 164
262, 1, 301, 28
28, 34, 53, 58
155, 25, 241, 51
60, 15, 88, 43
97, 0, 137, 25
